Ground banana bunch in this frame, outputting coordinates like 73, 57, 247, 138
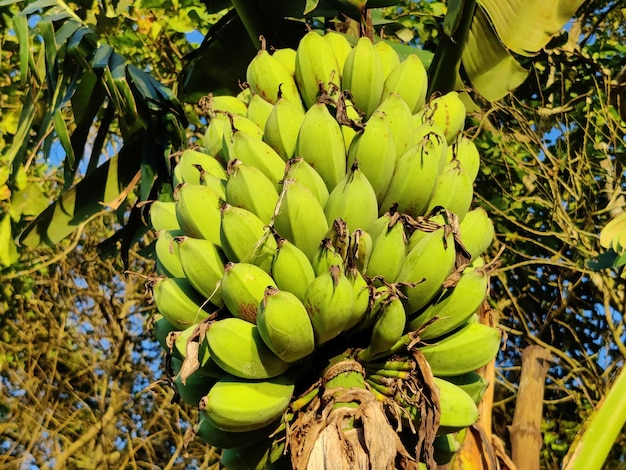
145, 31, 502, 469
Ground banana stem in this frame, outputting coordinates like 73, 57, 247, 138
562, 365, 626, 470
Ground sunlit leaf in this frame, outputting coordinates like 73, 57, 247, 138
462, 6, 528, 101
600, 212, 626, 253
0, 214, 18, 268
19, 139, 142, 249
478, 0, 586, 56
10, 184, 50, 220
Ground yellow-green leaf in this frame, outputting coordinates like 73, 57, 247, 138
0, 214, 19, 268
478, 0, 586, 56
600, 212, 626, 254
462, 7, 529, 101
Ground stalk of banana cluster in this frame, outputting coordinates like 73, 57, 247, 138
146, 30, 502, 470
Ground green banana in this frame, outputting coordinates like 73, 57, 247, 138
374, 39, 400, 80
447, 134, 480, 182
174, 183, 222, 245
433, 432, 462, 465
151, 313, 178, 352
374, 93, 414, 161
205, 318, 291, 380
425, 161, 474, 221
246, 41, 303, 107
270, 236, 316, 302
172, 149, 228, 186
324, 161, 379, 233
338, 93, 363, 152
295, 31, 342, 108
272, 47, 296, 76
246, 92, 275, 131
366, 214, 407, 283
225, 159, 279, 224
220, 262, 277, 323
196, 410, 283, 450
256, 286, 316, 363
283, 157, 330, 207
442, 371, 490, 405
176, 236, 226, 308
419, 322, 501, 376
342, 36, 385, 118
345, 266, 370, 330
204, 93, 249, 116
379, 129, 446, 217
433, 376, 480, 433
421, 91, 467, 144
407, 266, 489, 340
200, 374, 295, 431
458, 207, 495, 262
395, 226, 457, 315
324, 217, 350, 261
220, 433, 288, 470
220, 204, 277, 272
151, 277, 212, 329
171, 356, 220, 407
382, 54, 428, 113
323, 31, 353, 73
220, 114, 265, 162
149, 200, 180, 232
154, 229, 185, 278
304, 265, 355, 345
229, 128, 286, 190
347, 228, 372, 273
295, 101, 346, 191
311, 238, 345, 277
263, 95, 306, 161
358, 294, 406, 362
273, 179, 329, 262
346, 110, 396, 203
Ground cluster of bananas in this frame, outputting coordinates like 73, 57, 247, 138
147, 30, 500, 469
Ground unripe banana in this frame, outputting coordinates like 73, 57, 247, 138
220, 204, 276, 272
295, 101, 346, 191
172, 357, 220, 407
411, 121, 448, 173
304, 265, 355, 345
358, 295, 406, 362
433, 376, 480, 433
379, 131, 445, 217
205, 318, 291, 380
228, 129, 286, 190
272, 47, 297, 76
322, 31, 352, 67
366, 215, 407, 283
155, 229, 185, 278
346, 110, 396, 203
382, 54, 428, 113
419, 322, 501, 376
433, 432, 462, 465
324, 218, 350, 261
256, 287, 316, 363
150, 200, 180, 231
407, 267, 489, 340
176, 236, 226, 308
226, 160, 279, 224
421, 91, 467, 144
273, 179, 329, 262
172, 149, 228, 186
205, 93, 249, 116
447, 135, 480, 182
311, 238, 345, 277
459, 207, 495, 262
196, 410, 282, 450
219, 430, 287, 469
200, 374, 295, 431
345, 267, 370, 330
395, 226, 457, 315
324, 161, 378, 233
246, 93, 275, 130
236, 86, 253, 105
374, 40, 400, 80
174, 183, 223, 245
338, 93, 363, 152
151, 277, 212, 329
342, 36, 385, 118
270, 236, 316, 302
442, 371, 490, 405
425, 161, 474, 221
151, 313, 178, 352
221, 262, 277, 323
295, 31, 342, 108
203, 114, 230, 163
283, 157, 329, 207
246, 42, 303, 107
263, 95, 306, 160
374, 93, 414, 159
220, 114, 265, 162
